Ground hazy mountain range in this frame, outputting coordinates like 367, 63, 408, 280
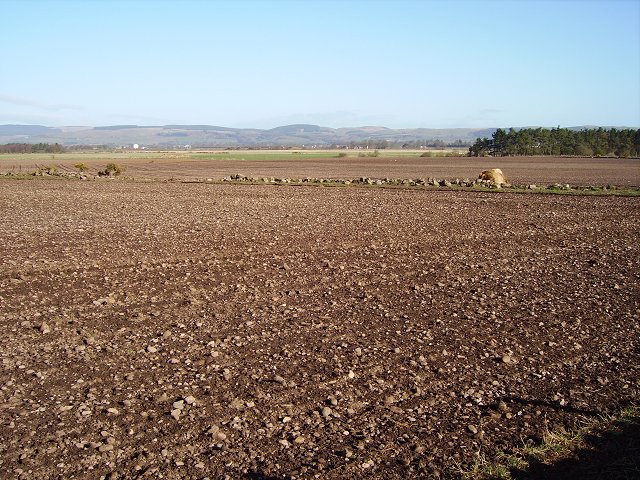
0, 124, 496, 147
0, 124, 629, 148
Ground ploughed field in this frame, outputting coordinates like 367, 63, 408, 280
0, 180, 639, 479
113, 155, 640, 186
1, 152, 639, 186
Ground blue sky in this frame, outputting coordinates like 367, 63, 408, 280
1, 0, 639, 128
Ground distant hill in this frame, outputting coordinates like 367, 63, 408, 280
0, 124, 631, 148
0, 125, 62, 136
93, 125, 145, 131
268, 124, 326, 134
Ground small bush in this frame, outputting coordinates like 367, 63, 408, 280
106, 163, 125, 176
99, 163, 126, 177
74, 162, 88, 172
336, 152, 348, 158
33, 165, 58, 176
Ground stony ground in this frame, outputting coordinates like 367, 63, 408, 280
123, 155, 640, 186
2, 154, 639, 186
0, 179, 638, 479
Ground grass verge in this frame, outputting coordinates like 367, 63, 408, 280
464, 405, 639, 479
2, 173, 639, 196
211, 177, 640, 197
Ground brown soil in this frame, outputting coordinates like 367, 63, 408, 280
2, 155, 640, 186
0, 179, 638, 479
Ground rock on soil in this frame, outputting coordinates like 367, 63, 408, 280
0, 179, 638, 479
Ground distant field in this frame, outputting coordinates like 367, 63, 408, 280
191, 151, 353, 161
0, 150, 638, 186
0, 149, 464, 163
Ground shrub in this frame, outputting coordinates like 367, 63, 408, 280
98, 163, 126, 176
33, 165, 58, 176
337, 152, 348, 158
105, 163, 125, 176
74, 162, 88, 172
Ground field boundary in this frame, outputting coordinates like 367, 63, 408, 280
2, 171, 640, 196
464, 404, 640, 479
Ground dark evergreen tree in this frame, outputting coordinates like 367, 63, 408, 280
468, 127, 639, 157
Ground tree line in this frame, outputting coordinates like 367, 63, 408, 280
468, 127, 640, 157
0, 143, 66, 153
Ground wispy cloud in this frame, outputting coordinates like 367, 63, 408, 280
478, 109, 504, 116
0, 94, 82, 112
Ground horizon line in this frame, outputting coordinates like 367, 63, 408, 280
2, 123, 638, 130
